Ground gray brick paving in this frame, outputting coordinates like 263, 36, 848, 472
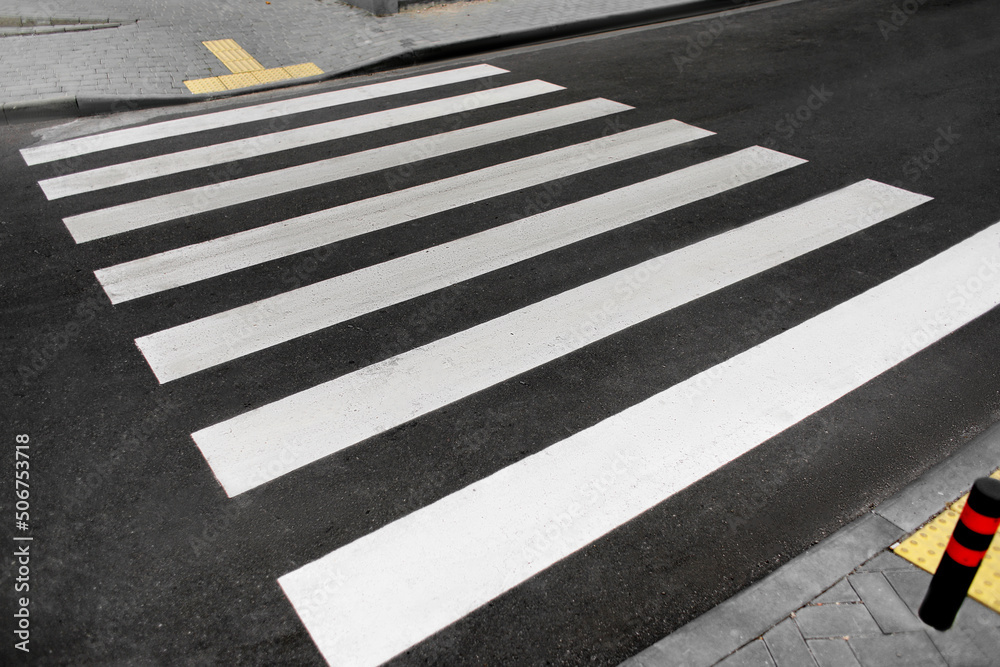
627, 421, 1000, 667
763, 618, 817, 667
924, 625, 998, 667
813, 579, 860, 605
806, 638, 861, 667
794, 604, 882, 640
848, 632, 947, 667
0, 0, 720, 104
852, 551, 911, 573
717, 639, 775, 667
847, 572, 924, 633
699, 553, 1000, 667
623, 516, 901, 667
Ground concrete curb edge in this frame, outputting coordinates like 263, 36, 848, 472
621, 419, 1000, 667
0, 0, 773, 126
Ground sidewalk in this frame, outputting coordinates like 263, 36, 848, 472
0, 0, 751, 119
623, 422, 1000, 667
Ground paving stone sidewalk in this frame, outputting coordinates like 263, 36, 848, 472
624, 420, 1000, 667
716, 551, 1000, 667
0, 0, 716, 104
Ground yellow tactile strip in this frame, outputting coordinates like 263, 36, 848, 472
893, 469, 1000, 614
184, 39, 324, 94
202, 39, 265, 73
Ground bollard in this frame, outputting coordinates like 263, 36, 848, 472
918, 477, 1000, 630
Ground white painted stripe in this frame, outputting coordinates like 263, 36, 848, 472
38, 81, 564, 200
96, 120, 713, 303
140, 147, 806, 383
192, 178, 934, 498
20, 64, 508, 165
63, 98, 632, 243
278, 218, 1000, 667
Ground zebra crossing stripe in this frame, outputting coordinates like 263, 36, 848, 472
62, 98, 633, 243
95, 120, 713, 303
277, 215, 1000, 667
191, 178, 935, 498
139, 147, 807, 383
20, 64, 509, 165
38, 80, 565, 200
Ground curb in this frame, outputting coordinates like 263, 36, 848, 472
1, 0, 774, 126
621, 418, 1000, 666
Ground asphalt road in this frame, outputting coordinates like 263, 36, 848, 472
2, 0, 1000, 664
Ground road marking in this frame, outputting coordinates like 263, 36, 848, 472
62, 98, 632, 243
96, 119, 712, 303
191, 178, 936, 498
19, 64, 508, 165
139, 147, 807, 383
275, 215, 1000, 667
38, 80, 564, 199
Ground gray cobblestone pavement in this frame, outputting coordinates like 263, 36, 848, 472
0, 0, 710, 104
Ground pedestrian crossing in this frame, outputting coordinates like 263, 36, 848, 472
191, 177, 935, 497
138, 146, 805, 385
62, 97, 632, 242
20, 63, 509, 165
21, 62, 1000, 667
279, 221, 1000, 667
94, 118, 712, 303
38, 80, 565, 200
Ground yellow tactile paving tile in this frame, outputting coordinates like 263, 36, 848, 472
184, 77, 228, 94
184, 37, 325, 94
218, 72, 263, 90
203, 39, 264, 73
184, 63, 325, 94
252, 68, 293, 84
282, 62, 324, 78
893, 469, 1000, 614
227, 59, 267, 74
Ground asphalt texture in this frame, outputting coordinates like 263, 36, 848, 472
2, 0, 1000, 664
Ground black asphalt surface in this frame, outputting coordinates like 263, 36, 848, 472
2, 0, 1000, 664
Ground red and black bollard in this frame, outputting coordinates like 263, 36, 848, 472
918, 476, 1000, 630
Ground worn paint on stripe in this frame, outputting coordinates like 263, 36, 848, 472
19, 64, 508, 165
191, 179, 936, 498
96, 120, 712, 303
275, 216, 1000, 667
140, 147, 809, 383
63, 98, 632, 243
38, 80, 564, 199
